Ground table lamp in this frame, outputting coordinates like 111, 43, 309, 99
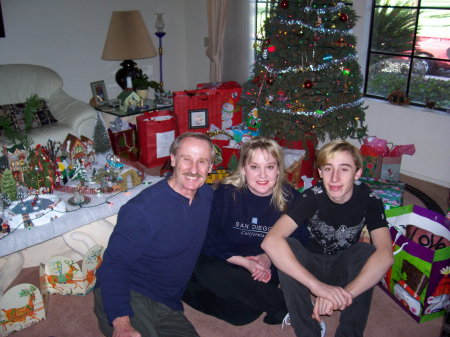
102, 10, 157, 89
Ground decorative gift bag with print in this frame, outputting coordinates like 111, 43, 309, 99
137, 110, 178, 168
360, 136, 415, 181
108, 124, 139, 161
173, 88, 222, 134
380, 205, 450, 323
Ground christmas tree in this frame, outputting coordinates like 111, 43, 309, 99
239, 0, 367, 142
1, 169, 18, 201
93, 112, 111, 153
24, 145, 55, 191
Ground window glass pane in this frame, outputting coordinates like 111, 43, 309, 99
371, 7, 417, 55
366, 55, 409, 97
421, 0, 450, 8
375, 0, 418, 6
256, 1, 270, 41
409, 59, 450, 110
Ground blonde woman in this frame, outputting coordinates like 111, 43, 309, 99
182, 137, 308, 326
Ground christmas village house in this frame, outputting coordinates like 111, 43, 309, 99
60, 134, 95, 169
2, 144, 29, 182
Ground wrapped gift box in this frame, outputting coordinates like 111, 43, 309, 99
359, 177, 405, 209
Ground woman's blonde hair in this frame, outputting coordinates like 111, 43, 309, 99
222, 137, 291, 211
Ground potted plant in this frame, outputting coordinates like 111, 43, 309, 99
132, 69, 162, 100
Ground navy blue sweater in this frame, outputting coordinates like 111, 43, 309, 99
96, 179, 213, 324
202, 183, 300, 260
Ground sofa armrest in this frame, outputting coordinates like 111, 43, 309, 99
47, 88, 97, 137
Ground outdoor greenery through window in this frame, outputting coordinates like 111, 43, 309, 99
364, 0, 450, 111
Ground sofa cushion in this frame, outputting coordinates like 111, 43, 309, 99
0, 100, 57, 132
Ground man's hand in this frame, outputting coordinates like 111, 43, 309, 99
309, 282, 353, 311
112, 316, 141, 337
312, 297, 334, 322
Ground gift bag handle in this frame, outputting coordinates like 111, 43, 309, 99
392, 226, 408, 255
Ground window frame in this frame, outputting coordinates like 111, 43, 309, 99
363, 1, 450, 111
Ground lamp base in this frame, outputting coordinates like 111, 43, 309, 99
115, 60, 140, 89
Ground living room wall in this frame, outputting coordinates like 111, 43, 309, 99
1, 0, 449, 187
0, 0, 209, 100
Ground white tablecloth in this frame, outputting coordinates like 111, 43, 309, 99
0, 176, 163, 257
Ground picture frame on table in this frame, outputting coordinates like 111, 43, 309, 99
188, 109, 208, 129
90, 80, 108, 105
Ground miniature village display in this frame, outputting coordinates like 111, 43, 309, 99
0, 132, 145, 234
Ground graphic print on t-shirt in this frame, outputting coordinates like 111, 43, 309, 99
308, 211, 365, 255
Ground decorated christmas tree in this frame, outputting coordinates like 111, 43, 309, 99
239, 0, 367, 142
24, 145, 55, 191
1, 169, 18, 201
93, 112, 111, 153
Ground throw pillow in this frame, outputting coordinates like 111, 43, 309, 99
0, 100, 57, 132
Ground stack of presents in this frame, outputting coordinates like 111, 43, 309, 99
359, 136, 449, 324
107, 81, 315, 190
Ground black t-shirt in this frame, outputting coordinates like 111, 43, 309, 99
286, 181, 388, 255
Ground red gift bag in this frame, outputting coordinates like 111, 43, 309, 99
108, 124, 139, 161
196, 81, 243, 128
276, 136, 316, 179
173, 82, 243, 134
173, 89, 221, 134
137, 110, 178, 168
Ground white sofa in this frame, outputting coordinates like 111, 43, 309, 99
0, 64, 96, 145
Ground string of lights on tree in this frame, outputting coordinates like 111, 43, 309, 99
239, 0, 368, 141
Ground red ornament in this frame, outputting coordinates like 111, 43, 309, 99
252, 76, 260, 84
339, 13, 349, 22
267, 77, 274, 85
267, 45, 276, 53
280, 0, 289, 9
313, 34, 320, 42
303, 80, 313, 89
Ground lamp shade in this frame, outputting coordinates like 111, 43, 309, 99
102, 10, 157, 60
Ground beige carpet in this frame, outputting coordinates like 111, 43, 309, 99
4, 175, 448, 337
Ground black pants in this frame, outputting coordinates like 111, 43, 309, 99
94, 288, 199, 337
182, 254, 288, 326
279, 238, 376, 337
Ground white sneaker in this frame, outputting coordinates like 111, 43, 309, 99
281, 313, 326, 337
281, 313, 291, 330
319, 320, 327, 337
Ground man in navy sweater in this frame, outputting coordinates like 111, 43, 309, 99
94, 132, 215, 337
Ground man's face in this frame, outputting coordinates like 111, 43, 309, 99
318, 150, 362, 204
169, 137, 212, 200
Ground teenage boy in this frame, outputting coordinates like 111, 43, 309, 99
262, 140, 393, 337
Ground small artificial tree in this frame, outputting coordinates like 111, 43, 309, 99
93, 112, 111, 153
1, 169, 18, 202
71, 160, 89, 186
